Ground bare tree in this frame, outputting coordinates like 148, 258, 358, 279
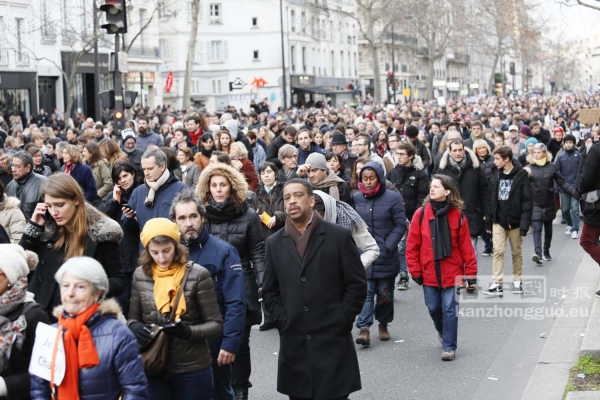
183, 0, 201, 110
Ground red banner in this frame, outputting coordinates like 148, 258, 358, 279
166, 72, 173, 93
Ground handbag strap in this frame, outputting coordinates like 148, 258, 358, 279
168, 262, 193, 322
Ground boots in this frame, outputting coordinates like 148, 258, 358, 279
379, 323, 390, 341
355, 327, 370, 346
234, 388, 248, 400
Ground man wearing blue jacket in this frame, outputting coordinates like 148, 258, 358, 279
122, 148, 187, 249
171, 189, 246, 400
555, 134, 582, 239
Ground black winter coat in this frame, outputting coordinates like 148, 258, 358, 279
486, 160, 532, 235
20, 205, 126, 315
251, 182, 286, 240
386, 155, 429, 221
524, 155, 578, 222
437, 149, 489, 237
412, 138, 431, 169
479, 154, 495, 181
578, 142, 600, 226
205, 202, 265, 314
262, 220, 366, 399
266, 135, 290, 169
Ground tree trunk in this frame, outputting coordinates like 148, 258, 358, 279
426, 55, 434, 100
370, 42, 382, 105
183, 0, 200, 110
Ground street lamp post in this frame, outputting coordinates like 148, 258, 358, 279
391, 23, 396, 103
279, 0, 288, 110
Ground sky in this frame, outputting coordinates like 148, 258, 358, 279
537, 0, 600, 42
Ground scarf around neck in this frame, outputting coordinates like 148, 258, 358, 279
152, 263, 187, 320
448, 154, 468, 172
313, 170, 345, 200
429, 200, 452, 261
200, 146, 214, 158
145, 168, 171, 207
16, 170, 33, 186
0, 277, 28, 373
285, 210, 321, 260
535, 157, 547, 166
63, 162, 75, 175
358, 182, 381, 197
58, 303, 101, 400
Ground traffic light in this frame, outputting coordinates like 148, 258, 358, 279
387, 72, 394, 86
510, 62, 516, 76
113, 110, 124, 131
100, 0, 127, 34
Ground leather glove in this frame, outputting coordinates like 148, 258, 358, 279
520, 230, 527, 237
129, 321, 153, 346
467, 278, 477, 286
412, 276, 423, 286
162, 321, 192, 340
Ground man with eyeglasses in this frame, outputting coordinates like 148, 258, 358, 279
353, 135, 386, 173
386, 142, 429, 290
266, 126, 297, 169
5, 151, 48, 220
303, 113, 317, 131
383, 133, 402, 171
437, 139, 489, 265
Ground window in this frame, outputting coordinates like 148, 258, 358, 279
61, 0, 68, 35
159, 39, 169, 59
252, 17, 258, 27
340, 51, 344, 76
301, 11, 306, 34
211, 41, 222, 62
291, 45, 295, 72
331, 51, 335, 76
212, 78, 222, 94
290, 9, 295, 32
16, 19, 24, 63
302, 47, 306, 72
253, 50, 259, 61
139, 9, 147, 49
209, 3, 221, 23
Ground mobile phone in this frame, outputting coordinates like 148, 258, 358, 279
163, 322, 180, 329
121, 204, 132, 211
43, 209, 52, 221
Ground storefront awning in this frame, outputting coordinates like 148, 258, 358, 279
292, 86, 351, 95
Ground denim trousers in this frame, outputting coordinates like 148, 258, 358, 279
148, 366, 213, 400
356, 277, 395, 328
423, 285, 459, 350
212, 358, 235, 400
532, 220, 553, 256
470, 236, 479, 266
560, 192, 580, 232
397, 233, 408, 278
481, 230, 493, 253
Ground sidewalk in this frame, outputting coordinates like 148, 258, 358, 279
522, 254, 600, 400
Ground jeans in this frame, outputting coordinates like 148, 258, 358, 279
148, 367, 213, 400
492, 224, 523, 285
356, 278, 395, 329
481, 230, 493, 253
581, 223, 600, 265
397, 233, 408, 283
532, 220, 553, 256
561, 192, 580, 232
212, 359, 235, 400
232, 325, 252, 389
471, 236, 479, 265
423, 285, 459, 350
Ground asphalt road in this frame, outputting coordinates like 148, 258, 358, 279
247, 220, 588, 400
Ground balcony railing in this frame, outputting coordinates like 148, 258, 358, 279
16, 51, 30, 65
62, 30, 77, 43
42, 26, 57, 42
128, 46, 161, 59
416, 47, 429, 57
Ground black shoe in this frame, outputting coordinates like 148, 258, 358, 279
482, 251, 492, 257
397, 279, 409, 290
259, 323, 275, 331
596, 290, 600, 298
543, 252, 553, 261
532, 254, 544, 265
234, 388, 248, 400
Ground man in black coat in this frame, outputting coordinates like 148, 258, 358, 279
263, 179, 367, 400
437, 139, 489, 261
266, 126, 297, 169
579, 142, 600, 273
405, 125, 431, 169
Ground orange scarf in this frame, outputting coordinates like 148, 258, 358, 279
56, 303, 100, 400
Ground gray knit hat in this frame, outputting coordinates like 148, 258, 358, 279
304, 153, 328, 170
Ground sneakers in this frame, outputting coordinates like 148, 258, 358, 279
397, 280, 409, 290
543, 252, 553, 261
571, 231, 579, 240
565, 226, 572, 235
483, 282, 503, 297
532, 254, 544, 265
482, 251, 493, 257
356, 328, 370, 346
442, 349, 456, 361
512, 281, 523, 294
378, 323, 390, 341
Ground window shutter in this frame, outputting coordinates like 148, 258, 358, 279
204, 40, 210, 62
223, 40, 228, 62
197, 41, 204, 63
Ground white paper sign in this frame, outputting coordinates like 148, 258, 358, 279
437, 97, 446, 107
28, 323, 66, 386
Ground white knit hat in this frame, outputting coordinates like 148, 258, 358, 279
0, 244, 38, 285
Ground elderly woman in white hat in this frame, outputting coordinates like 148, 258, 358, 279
0, 244, 50, 399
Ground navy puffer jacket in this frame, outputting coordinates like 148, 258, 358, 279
30, 299, 149, 400
353, 161, 407, 279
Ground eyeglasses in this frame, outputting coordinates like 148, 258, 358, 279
285, 155, 298, 159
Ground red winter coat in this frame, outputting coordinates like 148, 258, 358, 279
406, 204, 477, 288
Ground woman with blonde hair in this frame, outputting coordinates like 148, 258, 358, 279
83, 142, 113, 199
100, 139, 127, 168
60, 144, 98, 202
229, 142, 259, 193
19, 173, 125, 316
472, 139, 494, 256
258, 125, 274, 147
216, 129, 233, 153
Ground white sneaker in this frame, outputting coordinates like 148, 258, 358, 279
571, 231, 579, 239
512, 281, 523, 294
565, 226, 572, 235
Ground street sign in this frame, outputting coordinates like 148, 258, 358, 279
402, 89, 411, 97
166, 72, 173, 93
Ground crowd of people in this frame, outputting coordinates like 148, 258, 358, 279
0, 92, 599, 399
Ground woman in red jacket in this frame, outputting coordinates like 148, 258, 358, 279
406, 174, 477, 361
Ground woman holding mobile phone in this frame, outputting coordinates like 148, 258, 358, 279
128, 218, 223, 400
19, 173, 126, 318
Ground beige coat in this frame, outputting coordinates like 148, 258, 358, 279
91, 160, 113, 199
0, 195, 26, 244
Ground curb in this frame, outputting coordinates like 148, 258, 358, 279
566, 392, 600, 399
521, 254, 599, 400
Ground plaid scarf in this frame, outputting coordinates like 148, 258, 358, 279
0, 277, 28, 373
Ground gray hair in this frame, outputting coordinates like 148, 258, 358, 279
142, 148, 167, 167
230, 142, 248, 157
169, 188, 206, 220
55, 142, 68, 155
55, 257, 109, 301
12, 151, 33, 169
533, 143, 548, 153
278, 144, 298, 159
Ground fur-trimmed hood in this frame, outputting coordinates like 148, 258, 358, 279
41, 203, 123, 243
196, 163, 249, 205
523, 152, 553, 177
52, 298, 122, 319
0, 194, 20, 211
438, 146, 480, 171
411, 155, 425, 172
